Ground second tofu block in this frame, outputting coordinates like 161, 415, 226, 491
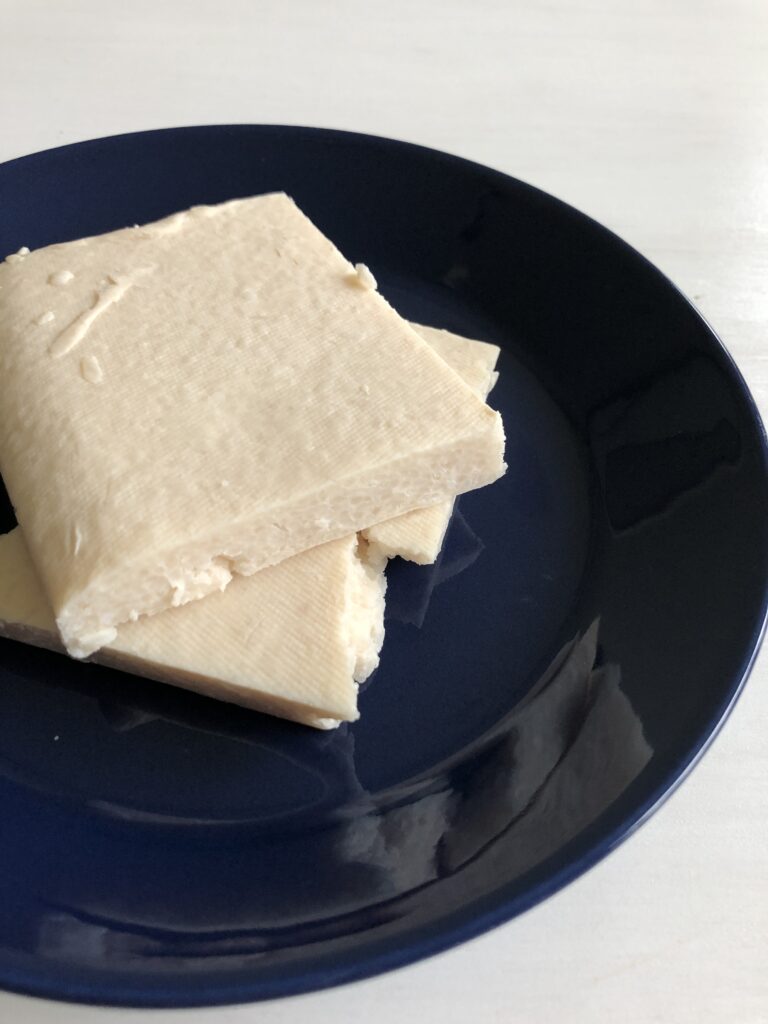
0, 194, 506, 657
0, 528, 384, 729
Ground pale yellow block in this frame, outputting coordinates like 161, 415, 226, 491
0, 325, 501, 729
0, 194, 505, 657
0, 528, 385, 729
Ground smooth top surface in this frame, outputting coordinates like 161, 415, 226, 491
0, 2, 767, 1022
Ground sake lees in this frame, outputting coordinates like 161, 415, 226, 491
0, 195, 505, 726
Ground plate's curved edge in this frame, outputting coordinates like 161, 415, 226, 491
1, 124, 768, 1009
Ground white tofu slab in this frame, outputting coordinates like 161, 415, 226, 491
0, 528, 384, 729
0, 194, 505, 656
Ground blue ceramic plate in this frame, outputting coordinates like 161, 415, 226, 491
0, 127, 766, 1008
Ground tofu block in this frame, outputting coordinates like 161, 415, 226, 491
0, 194, 506, 657
363, 324, 500, 563
0, 325, 499, 728
0, 528, 385, 729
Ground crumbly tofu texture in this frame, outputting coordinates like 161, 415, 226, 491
0, 193, 505, 657
0, 529, 385, 729
363, 324, 501, 564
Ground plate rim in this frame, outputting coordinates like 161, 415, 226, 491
1, 123, 767, 1008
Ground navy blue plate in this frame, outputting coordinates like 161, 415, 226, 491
0, 126, 766, 1007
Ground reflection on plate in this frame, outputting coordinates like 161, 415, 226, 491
27, 621, 650, 961
0, 126, 766, 1007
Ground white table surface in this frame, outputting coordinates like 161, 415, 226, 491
1, 1, 766, 1021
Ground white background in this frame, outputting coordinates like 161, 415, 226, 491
0, 1, 766, 1021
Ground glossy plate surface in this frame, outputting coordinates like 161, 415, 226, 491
0, 126, 766, 1007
